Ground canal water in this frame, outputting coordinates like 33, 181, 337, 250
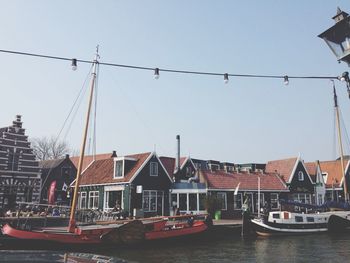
98, 231, 350, 263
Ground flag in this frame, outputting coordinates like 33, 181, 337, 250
62, 182, 68, 192
234, 182, 240, 196
48, 180, 56, 205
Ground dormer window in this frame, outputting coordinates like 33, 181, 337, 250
114, 160, 124, 178
150, 162, 158, 176
298, 171, 304, 181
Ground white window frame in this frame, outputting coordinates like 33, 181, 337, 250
150, 162, 158, 177
270, 193, 279, 209
298, 171, 304, 181
88, 191, 99, 209
234, 193, 243, 210
114, 160, 124, 178
79, 191, 87, 209
217, 192, 227, 211
143, 190, 157, 212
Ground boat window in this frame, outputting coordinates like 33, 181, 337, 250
306, 217, 314, 222
295, 216, 303, 222
272, 213, 280, 219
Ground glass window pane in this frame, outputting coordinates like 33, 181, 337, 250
179, 194, 187, 210
199, 194, 206, 210
189, 194, 197, 211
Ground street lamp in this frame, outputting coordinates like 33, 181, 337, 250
318, 7, 350, 66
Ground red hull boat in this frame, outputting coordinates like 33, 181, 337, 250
2, 219, 145, 245
145, 220, 208, 240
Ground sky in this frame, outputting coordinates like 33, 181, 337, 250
1, 1, 350, 163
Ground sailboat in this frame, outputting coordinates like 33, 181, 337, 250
249, 82, 350, 236
1, 50, 145, 246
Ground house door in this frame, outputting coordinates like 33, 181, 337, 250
156, 191, 164, 216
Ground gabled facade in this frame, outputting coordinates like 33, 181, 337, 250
0, 115, 41, 210
304, 161, 326, 205
265, 156, 315, 204
39, 154, 77, 205
78, 151, 173, 217
319, 159, 350, 202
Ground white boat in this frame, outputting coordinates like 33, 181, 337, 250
251, 210, 350, 236
249, 83, 350, 236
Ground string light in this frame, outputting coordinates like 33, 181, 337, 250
224, 73, 229, 84
71, 58, 77, 71
154, 68, 160, 79
0, 48, 343, 84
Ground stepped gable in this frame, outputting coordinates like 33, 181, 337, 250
79, 152, 152, 185
265, 157, 297, 183
200, 170, 288, 191
319, 159, 348, 188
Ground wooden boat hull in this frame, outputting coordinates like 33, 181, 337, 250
2, 221, 144, 245
2, 224, 112, 244
145, 221, 208, 240
328, 214, 350, 232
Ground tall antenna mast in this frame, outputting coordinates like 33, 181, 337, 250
68, 49, 100, 232
332, 81, 349, 202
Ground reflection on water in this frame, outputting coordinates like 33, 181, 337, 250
100, 232, 350, 263
1, 232, 350, 263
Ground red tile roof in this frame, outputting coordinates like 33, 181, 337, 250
70, 153, 113, 172
79, 152, 152, 185
319, 159, 348, 188
159, 157, 175, 177
200, 170, 288, 191
304, 162, 317, 183
265, 157, 297, 183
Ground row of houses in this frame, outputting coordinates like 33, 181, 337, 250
1, 116, 349, 219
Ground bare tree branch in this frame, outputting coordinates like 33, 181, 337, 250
30, 136, 71, 161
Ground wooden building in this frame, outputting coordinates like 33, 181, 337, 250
39, 154, 77, 205
0, 115, 41, 211
318, 159, 350, 202
199, 169, 289, 219
77, 151, 173, 218
265, 156, 315, 204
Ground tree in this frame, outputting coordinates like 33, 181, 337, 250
30, 136, 71, 161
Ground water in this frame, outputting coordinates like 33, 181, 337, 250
98, 232, 350, 263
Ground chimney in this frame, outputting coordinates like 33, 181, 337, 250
176, 135, 180, 172
111, 151, 117, 158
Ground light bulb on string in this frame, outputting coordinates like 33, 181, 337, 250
224, 73, 229, 84
71, 59, 77, 71
154, 68, 160, 79
284, 75, 289, 85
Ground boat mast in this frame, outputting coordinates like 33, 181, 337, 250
68, 49, 99, 232
333, 82, 349, 202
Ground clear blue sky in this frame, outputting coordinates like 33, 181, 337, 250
1, 1, 350, 163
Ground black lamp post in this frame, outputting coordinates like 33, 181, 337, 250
318, 7, 350, 66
